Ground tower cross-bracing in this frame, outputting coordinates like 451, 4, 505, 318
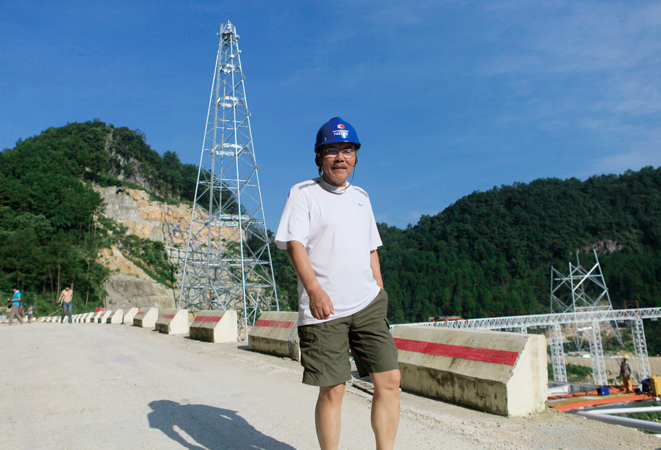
550, 250, 623, 353
179, 21, 279, 338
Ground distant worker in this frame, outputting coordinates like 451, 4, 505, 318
7, 288, 24, 325
275, 117, 400, 450
58, 286, 73, 323
27, 304, 34, 323
620, 354, 634, 394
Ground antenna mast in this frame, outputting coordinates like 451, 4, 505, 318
179, 21, 279, 338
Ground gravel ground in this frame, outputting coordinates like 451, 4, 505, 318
1, 322, 659, 450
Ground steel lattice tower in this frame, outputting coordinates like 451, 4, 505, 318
178, 21, 279, 338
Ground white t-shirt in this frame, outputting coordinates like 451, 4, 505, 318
275, 178, 383, 326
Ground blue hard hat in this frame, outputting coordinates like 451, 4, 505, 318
315, 117, 361, 150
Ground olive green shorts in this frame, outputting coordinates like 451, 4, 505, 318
297, 289, 399, 387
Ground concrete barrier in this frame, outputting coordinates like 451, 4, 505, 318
189, 310, 237, 343
72, 314, 79, 323
133, 307, 158, 328
98, 311, 112, 323
107, 309, 124, 324
392, 326, 547, 417
90, 311, 103, 323
155, 309, 190, 335
123, 308, 139, 325
248, 312, 299, 360
81, 313, 93, 323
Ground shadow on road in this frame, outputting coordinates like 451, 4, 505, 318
148, 399, 295, 450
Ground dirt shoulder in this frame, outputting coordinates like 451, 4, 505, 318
1, 323, 658, 449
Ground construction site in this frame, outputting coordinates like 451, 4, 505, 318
4, 20, 661, 450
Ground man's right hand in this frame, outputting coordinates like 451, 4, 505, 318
308, 287, 334, 320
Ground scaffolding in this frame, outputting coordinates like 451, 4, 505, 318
179, 21, 278, 339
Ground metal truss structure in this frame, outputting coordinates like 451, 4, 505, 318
550, 250, 622, 352
394, 307, 659, 384
632, 319, 652, 382
179, 21, 279, 339
549, 324, 568, 382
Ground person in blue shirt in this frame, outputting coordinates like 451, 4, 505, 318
7, 288, 25, 325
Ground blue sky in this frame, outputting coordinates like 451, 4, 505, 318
2, 0, 660, 229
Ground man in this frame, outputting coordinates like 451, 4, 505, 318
620, 354, 634, 394
275, 117, 400, 450
58, 286, 73, 323
27, 304, 34, 323
7, 288, 24, 325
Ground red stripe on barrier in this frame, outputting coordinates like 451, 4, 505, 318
160, 314, 176, 319
135, 312, 145, 316
254, 319, 295, 329
194, 316, 223, 323
393, 338, 519, 366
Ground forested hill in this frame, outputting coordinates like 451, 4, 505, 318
0, 120, 198, 313
376, 168, 661, 324
3, 120, 660, 333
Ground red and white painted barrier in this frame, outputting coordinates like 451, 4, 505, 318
91, 311, 104, 323
189, 310, 237, 343
82, 313, 95, 323
392, 326, 547, 417
133, 307, 158, 328
248, 312, 299, 360
106, 309, 124, 324
123, 308, 139, 325
155, 309, 189, 335
98, 311, 112, 323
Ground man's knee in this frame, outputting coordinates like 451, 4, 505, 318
371, 370, 401, 392
318, 383, 346, 405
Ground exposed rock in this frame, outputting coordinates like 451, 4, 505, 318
97, 245, 151, 279
94, 185, 235, 310
105, 274, 175, 310
578, 239, 623, 255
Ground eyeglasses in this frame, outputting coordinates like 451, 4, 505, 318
323, 148, 356, 158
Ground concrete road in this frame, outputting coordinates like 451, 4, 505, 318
1, 322, 658, 449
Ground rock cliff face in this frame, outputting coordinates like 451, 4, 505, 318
95, 186, 193, 310
105, 274, 176, 310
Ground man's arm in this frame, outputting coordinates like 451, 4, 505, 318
370, 249, 384, 289
286, 241, 334, 320
57, 291, 63, 305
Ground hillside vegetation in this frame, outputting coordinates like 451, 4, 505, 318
376, 169, 661, 324
3, 121, 660, 353
0, 121, 194, 315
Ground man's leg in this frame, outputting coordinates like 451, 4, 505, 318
8, 305, 17, 325
624, 375, 633, 393
315, 383, 345, 450
67, 303, 73, 323
370, 370, 400, 450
